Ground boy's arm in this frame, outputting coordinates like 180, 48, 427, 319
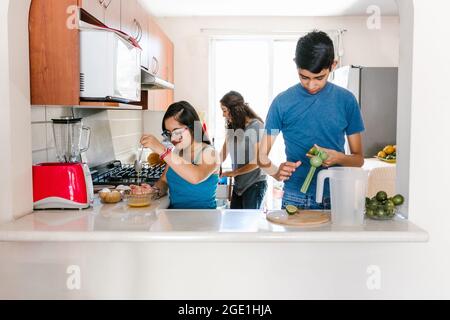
311, 133, 364, 167
258, 134, 301, 181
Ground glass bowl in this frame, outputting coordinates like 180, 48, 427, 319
365, 204, 397, 220
124, 192, 157, 208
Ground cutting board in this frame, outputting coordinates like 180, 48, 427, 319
266, 210, 331, 227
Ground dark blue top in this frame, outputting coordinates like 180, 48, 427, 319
265, 82, 365, 198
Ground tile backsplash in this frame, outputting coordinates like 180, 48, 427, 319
31, 106, 144, 167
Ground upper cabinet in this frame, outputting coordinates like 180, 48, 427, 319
29, 0, 174, 110
104, 0, 121, 30
120, 0, 149, 69
80, 0, 105, 22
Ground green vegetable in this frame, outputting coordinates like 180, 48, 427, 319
300, 149, 328, 194
392, 194, 405, 206
286, 205, 298, 216
376, 191, 388, 202
308, 147, 319, 156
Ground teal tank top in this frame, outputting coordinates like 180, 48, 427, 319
166, 145, 218, 209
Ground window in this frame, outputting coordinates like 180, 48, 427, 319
210, 33, 342, 209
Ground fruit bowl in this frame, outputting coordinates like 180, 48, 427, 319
365, 205, 397, 220
374, 156, 396, 164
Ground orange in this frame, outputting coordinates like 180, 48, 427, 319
383, 145, 395, 155
377, 151, 387, 158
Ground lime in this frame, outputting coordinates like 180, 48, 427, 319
285, 205, 298, 216
375, 207, 386, 217
384, 200, 395, 210
392, 194, 405, 206
367, 199, 379, 211
366, 208, 375, 217
376, 191, 388, 202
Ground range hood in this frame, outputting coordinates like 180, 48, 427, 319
141, 68, 175, 90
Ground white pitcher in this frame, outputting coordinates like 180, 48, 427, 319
316, 167, 368, 226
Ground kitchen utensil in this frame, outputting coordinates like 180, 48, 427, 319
266, 210, 331, 227
134, 144, 144, 174
52, 117, 90, 163
316, 167, 368, 226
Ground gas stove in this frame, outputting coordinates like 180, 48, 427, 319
90, 160, 165, 186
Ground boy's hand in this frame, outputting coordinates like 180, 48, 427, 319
306, 144, 343, 167
272, 161, 302, 181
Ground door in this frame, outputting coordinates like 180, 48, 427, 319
80, 0, 105, 23
104, 0, 121, 30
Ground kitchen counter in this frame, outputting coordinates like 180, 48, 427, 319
0, 196, 428, 243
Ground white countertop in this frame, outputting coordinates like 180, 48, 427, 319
0, 196, 428, 243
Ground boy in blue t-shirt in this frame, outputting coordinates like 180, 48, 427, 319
259, 31, 365, 209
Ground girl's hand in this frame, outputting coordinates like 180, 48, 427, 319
306, 144, 343, 167
140, 135, 165, 155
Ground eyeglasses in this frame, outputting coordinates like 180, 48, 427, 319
161, 127, 189, 141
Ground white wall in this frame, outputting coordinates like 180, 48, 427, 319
156, 16, 400, 122
0, 0, 33, 223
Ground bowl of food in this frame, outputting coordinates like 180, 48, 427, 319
98, 188, 122, 204
124, 184, 158, 207
375, 145, 397, 163
365, 191, 405, 220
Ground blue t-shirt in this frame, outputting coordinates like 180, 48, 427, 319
265, 82, 365, 198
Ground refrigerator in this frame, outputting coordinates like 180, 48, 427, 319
331, 65, 398, 157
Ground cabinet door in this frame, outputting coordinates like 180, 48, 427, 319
120, 0, 139, 39
149, 19, 170, 80
104, 0, 121, 30
136, 2, 149, 69
166, 38, 174, 106
80, 0, 105, 23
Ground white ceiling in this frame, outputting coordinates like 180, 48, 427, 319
140, 0, 399, 17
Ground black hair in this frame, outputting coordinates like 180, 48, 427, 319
162, 101, 211, 145
294, 30, 335, 73
220, 91, 263, 130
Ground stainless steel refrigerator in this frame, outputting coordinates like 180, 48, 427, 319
331, 65, 398, 157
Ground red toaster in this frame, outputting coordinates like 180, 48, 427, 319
32, 163, 94, 209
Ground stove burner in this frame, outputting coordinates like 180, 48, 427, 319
91, 161, 165, 186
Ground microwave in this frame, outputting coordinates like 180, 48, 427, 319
80, 29, 141, 103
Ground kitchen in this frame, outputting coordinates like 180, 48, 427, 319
0, 0, 450, 300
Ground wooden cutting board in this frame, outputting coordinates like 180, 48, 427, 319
266, 210, 331, 227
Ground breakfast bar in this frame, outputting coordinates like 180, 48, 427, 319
0, 197, 428, 243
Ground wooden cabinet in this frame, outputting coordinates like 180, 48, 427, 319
29, 0, 173, 110
80, 0, 105, 23
104, 0, 121, 30
166, 38, 174, 106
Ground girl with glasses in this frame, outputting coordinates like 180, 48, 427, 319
140, 101, 219, 209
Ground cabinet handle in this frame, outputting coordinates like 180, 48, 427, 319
155, 57, 159, 75
133, 19, 142, 42
137, 20, 143, 42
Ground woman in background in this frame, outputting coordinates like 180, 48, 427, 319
220, 91, 267, 209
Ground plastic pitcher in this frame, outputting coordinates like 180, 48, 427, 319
316, 167, 368, 226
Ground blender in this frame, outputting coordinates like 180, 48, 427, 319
32, 117, 94, 209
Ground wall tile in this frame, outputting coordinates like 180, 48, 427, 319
31, 123, 47, 152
